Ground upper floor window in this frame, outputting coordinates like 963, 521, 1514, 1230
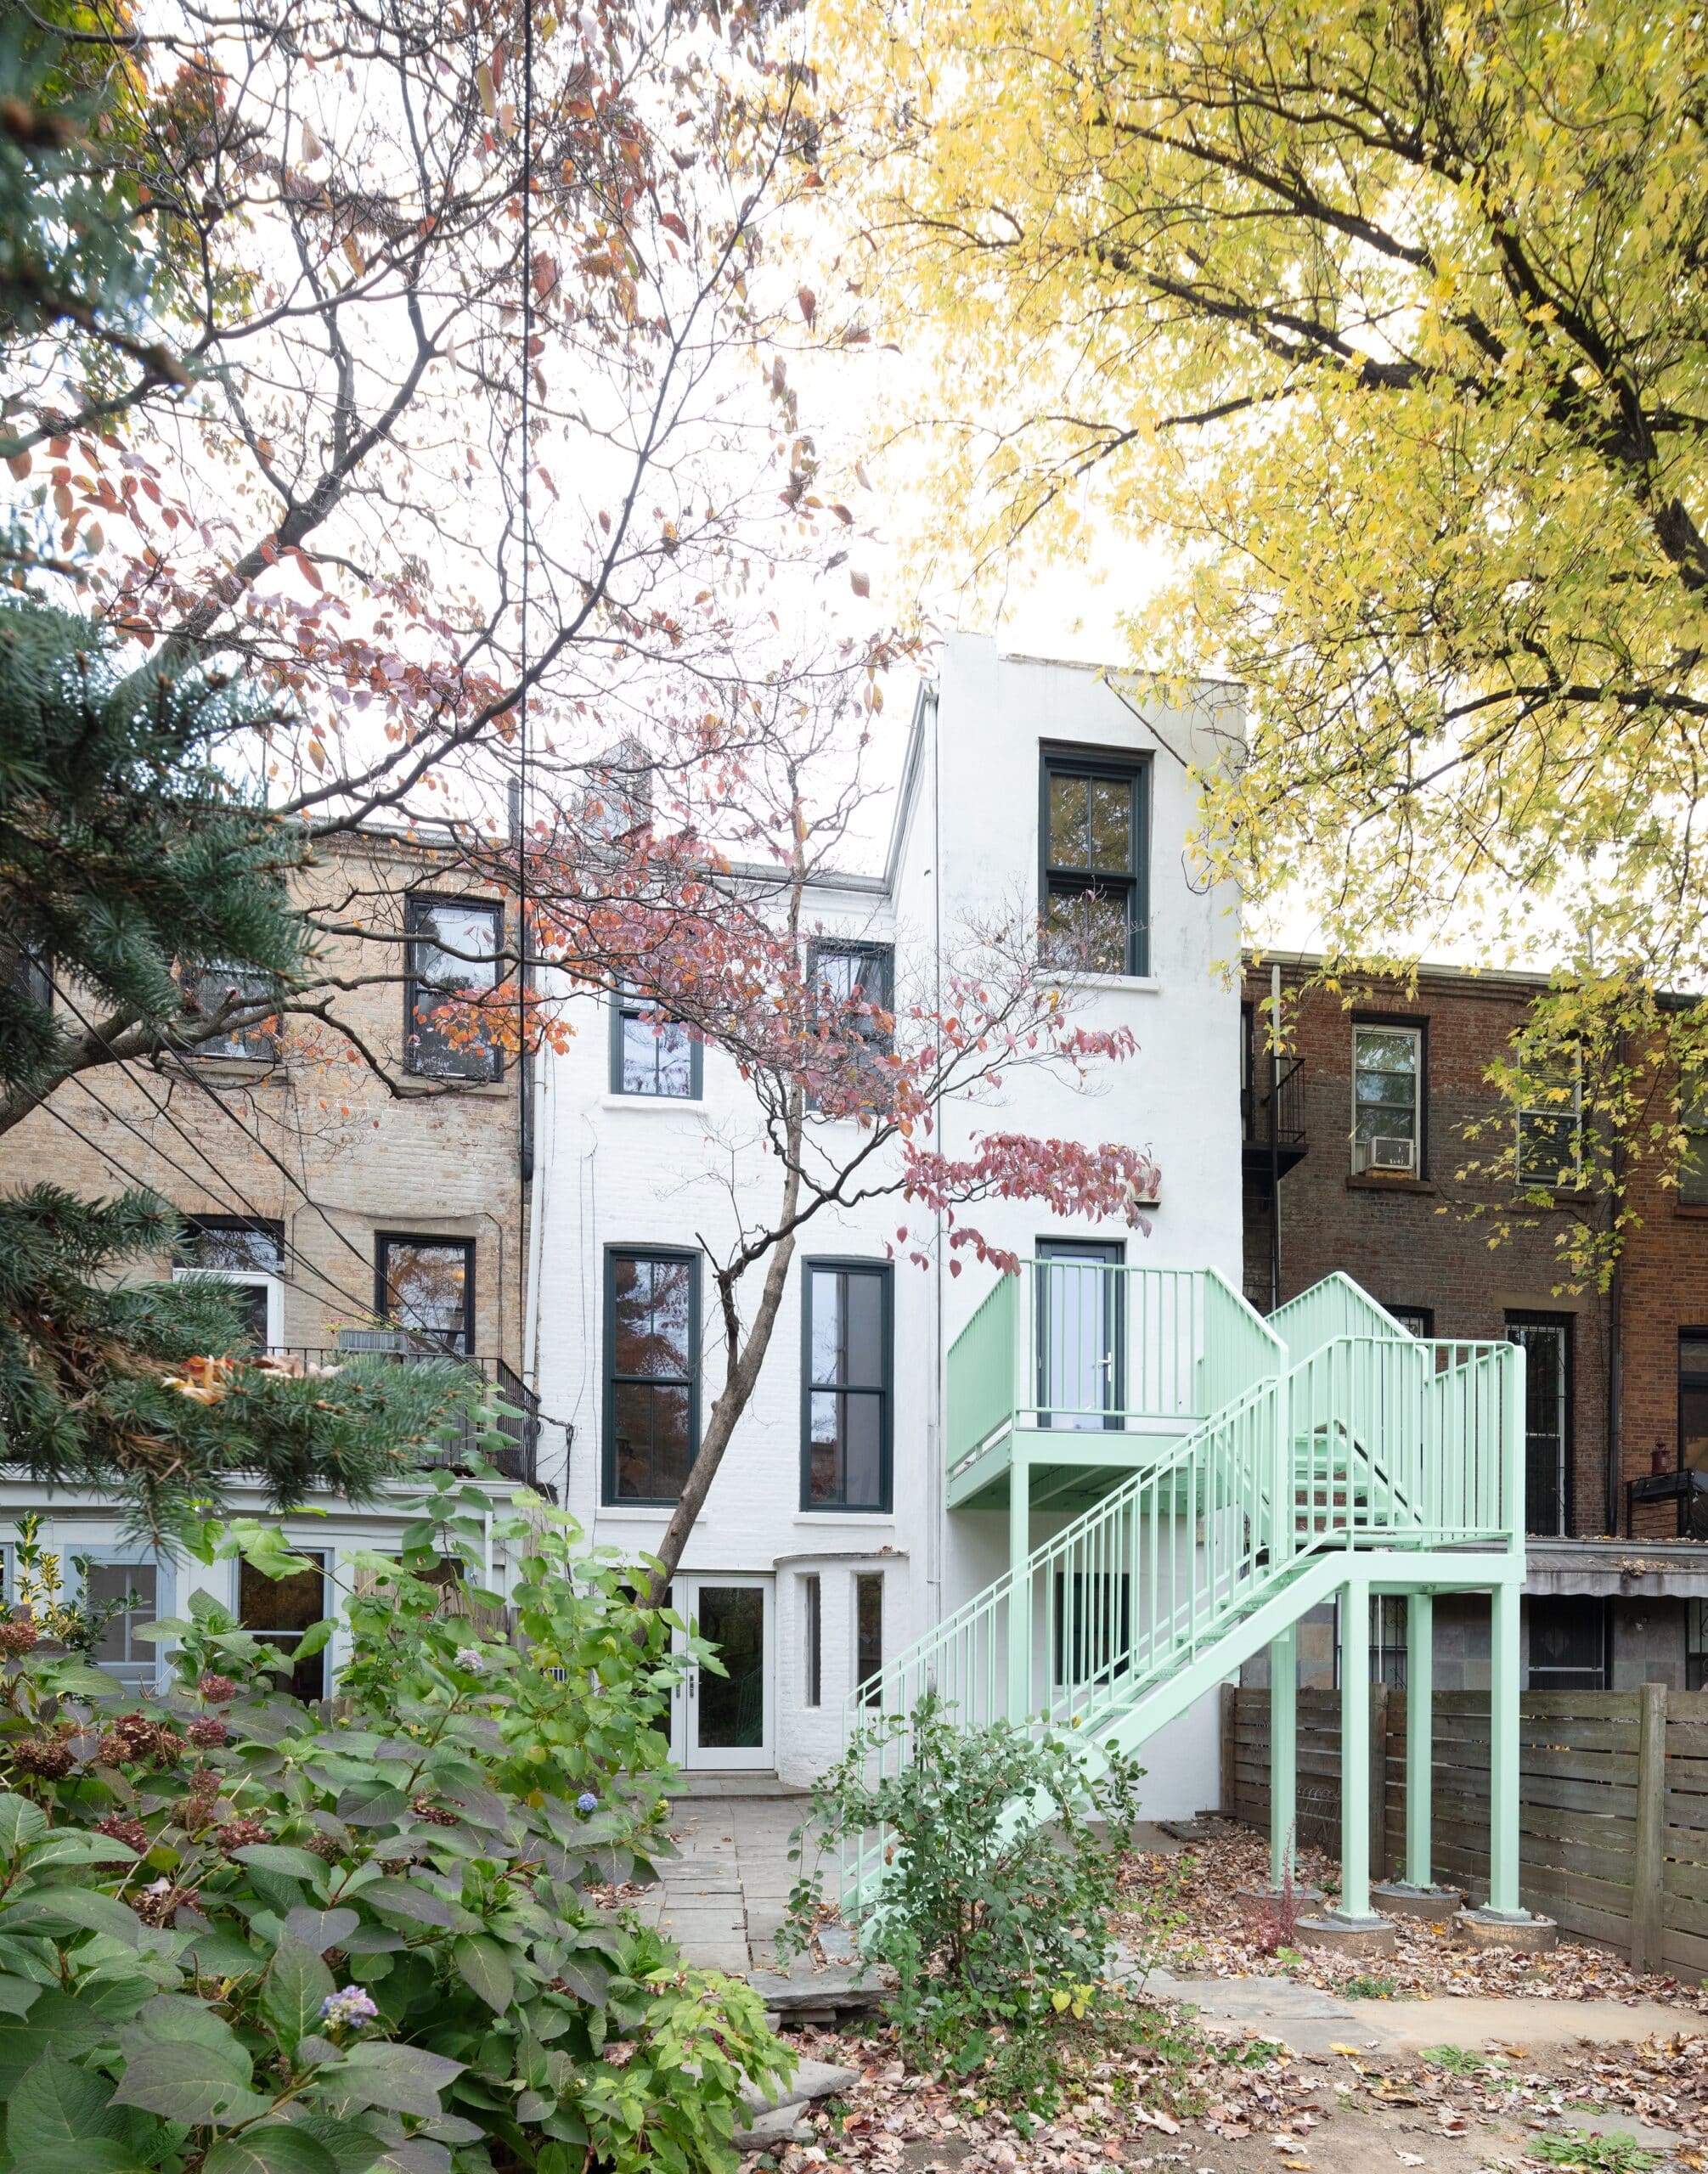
1516, 1055, 1583, 1188
173, 1216, 284, 1346
808, 940, 894, 1109
605, 1248, 699, 1504
1351, 1022, 1422, 1174
376, 1232, 474, 1354
1680, 1085, 1708, 1208
181, 960, 279, 1062
405, 896, 502, 1081
1040, 750, 1149, 977
803, 1260, 892, 1511
611, 990, 701, 1099
580, 736, 653, 842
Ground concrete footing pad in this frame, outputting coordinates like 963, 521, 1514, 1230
1234, 1884, 1327, 1912
1455, 1906, 1559, 1952
1295, 1912, 1398, 1957
1371, 1881, 1463, 1920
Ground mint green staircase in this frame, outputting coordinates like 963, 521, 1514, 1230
843, 1270, 1530, 1925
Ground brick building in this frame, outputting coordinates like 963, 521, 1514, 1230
1242, 955, 1708, 1696
2, 827, 537, 1691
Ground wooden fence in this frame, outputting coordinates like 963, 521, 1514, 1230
1220, 1683, 1708, 1980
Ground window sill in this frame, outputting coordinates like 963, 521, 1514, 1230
396, 1074, 510, 1098
1044, 972, 1161, 996
1677, 1204, 1708, 1219
600, 1094, 707, 1114
158, 1055, 279, 1084
596, 1503, 685, 1520
794, 1510, 894, 1524
1345, 1174, 1436, 1196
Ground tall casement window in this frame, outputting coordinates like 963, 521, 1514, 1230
1350, 1022, 1423, 1174
240, 1551, 329, 1703
404, 895, 502, 1080
610, 990, 700, 1098
1507, 1312, 1572, 1535
376, 1234, 475, 1354
1040, 749, 1149, 977
1680, 1086, 1708, 1207
11, 945, 52, 1014
802, 1574, 822, 1708
802, 1260, 892, 1511
855, 1571, 883, 1706
808, 940, 895, 1112
605, 1248, 700, 1504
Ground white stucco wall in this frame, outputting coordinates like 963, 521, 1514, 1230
530, 634, 1245, 1810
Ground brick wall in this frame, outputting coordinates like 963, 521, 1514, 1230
3, 832, 527, 1369
1243, 962, 1613, 1537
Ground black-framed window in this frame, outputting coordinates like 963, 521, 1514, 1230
802, 1573, 822, 1708
802, 1260, 892, 1511
405, 895, 502, 1081
177, 1216, 284, 1275
1528, 1596, 1609, 1690
1508, 1312, 1573, 1536
855, 1571, 883, 1706
376, 1233, 475, 1355
808, 939, 895, 1111
181, 960, 279, 1061
1682, 1331, 1708, 1480
1386, 1304, 1434, 1338
1040, 749, 1149, 977
240, 1551, 328, 1703
604, 1248, 699, 1505
610, 990, 701, 1099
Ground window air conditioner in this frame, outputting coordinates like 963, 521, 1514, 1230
1351, 1135, 1416, 1175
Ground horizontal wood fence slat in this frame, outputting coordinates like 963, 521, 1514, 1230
1221, 1684, 1708, 1980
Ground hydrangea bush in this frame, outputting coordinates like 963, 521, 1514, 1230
0, 1470, 788, 2174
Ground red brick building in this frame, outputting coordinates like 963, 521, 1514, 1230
1241, 955, 1708, 1696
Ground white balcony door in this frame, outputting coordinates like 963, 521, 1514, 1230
1036, 1242, 1123, 1430
672, 1575, 774, 1771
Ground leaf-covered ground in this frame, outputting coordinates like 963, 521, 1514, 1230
745, 1837, 1708, 2174
1115, 1834, 1708, 2009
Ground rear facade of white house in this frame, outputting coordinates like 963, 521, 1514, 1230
528, 634, 1247, 1809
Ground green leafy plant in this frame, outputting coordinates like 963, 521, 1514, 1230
1423, 2045, 1489, 2075
1340, 1974, 1403, 2000
783, 1694, 1146, 2074
1529, 2134, 1661, 2174
0, 1478, 791, 2174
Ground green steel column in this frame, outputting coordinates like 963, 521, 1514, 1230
1270, 1623, 1298, 1890
1405, 1591, 1434, 1889
1006, 1451, 1031, 1722
1339, 1571, 1371, 1919
1489, 1576, 1522, 1913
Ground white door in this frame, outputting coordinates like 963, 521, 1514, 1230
673, 1575, 774, 1771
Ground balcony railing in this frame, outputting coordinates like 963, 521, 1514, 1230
263, 1344, 538, 1484
945, 1261, 1282, 1469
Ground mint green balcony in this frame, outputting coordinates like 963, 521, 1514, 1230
945, 1262, 1282, 1514
851, 1270, 1535, 1945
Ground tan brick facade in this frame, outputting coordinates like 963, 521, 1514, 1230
4, 831, 527, 1371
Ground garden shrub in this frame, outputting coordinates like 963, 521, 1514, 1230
784, 1693, 1147, 2067
0, 1471, 789, 2174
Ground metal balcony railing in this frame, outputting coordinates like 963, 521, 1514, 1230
263, 1344, 538, 1484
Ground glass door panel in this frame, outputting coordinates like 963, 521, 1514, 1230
676, 1576, 773, 1770
1036, 1242, 1123, 1429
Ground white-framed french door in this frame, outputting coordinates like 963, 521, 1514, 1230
671, 1574, 775, 1771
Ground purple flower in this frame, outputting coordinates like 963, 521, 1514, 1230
318, 1987, 380, 2030
577, 1792, 599, 1814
